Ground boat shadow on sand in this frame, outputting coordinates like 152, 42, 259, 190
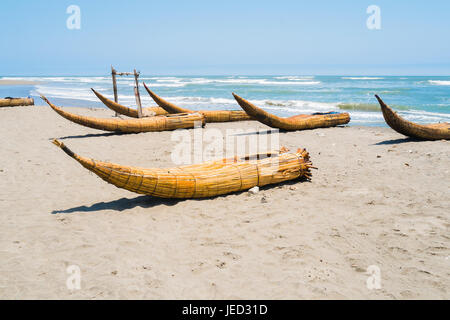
374, 137, 427, 145
230, 129, 280, 136
51, 178, 310, 214
51, 195, 182, 214
57, 132, 130, 139
230, 126, 349, 136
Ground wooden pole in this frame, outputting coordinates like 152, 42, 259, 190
134, 69, 143, 118
110, 66, 142, 118
111, 65, 118, 116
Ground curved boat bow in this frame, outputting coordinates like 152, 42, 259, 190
232, 93, 350, 131
143, 82, 252, 122
52, 139, 314, 199
41, 95, 204, 133
91, 89, 168, 117
375, 95, 449, 140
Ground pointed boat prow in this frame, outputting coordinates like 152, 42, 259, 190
41, 94, 75, 117
144, 84, 252, 122
374, 94, 385, 107
233, 93, 350, 131
375, 94, 449, 140
40, 94, 53, 108
41, 95, 205, 133
51, 140, 314, 199
143, 82, 191, 114
52, 139, 76, 158
91, 88, 168, 117
51, 139, 97, 172
232, 92, 275, 121
375, 94, 397, 119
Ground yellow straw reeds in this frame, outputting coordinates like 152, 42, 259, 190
375, 95, 449, 140
41, 95, 205, 133
0, 97, 34, 107
233, 93, 350, 131
143, 83, 252, 123
52, 139, 314, 199
91, 89, 168, 117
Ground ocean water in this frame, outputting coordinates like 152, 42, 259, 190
1, 75, 449, 126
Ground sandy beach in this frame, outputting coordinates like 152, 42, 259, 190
0, 105, 448, 299
0, 80, 41, 86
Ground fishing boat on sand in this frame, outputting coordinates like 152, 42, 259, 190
0, 97, 34, 107
41, 95, 204, 133
91, 89, 168, 117
143, 83, 252, 123
52, 139, 314, 199
232, 93, 350, 131
375, 95, 449, 140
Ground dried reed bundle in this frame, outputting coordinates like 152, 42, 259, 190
375, 95, 449, 140
52, 140, 314, 199
233, 93, 350, 130
41, 95, 204, 133
0, 97, 34, 107
91, 89, 168, 117
143, 83, 252, 123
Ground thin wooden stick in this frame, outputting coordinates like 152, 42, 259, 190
111, 65, 118, 116
134, 69, 143, 118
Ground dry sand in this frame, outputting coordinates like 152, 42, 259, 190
0, 80, 41, 86
0, 105, 449, 299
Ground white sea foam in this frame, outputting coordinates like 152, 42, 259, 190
129, 82, 186, 88
428, 80, 450, 86
154, 79, 184, 83
141, 76, 180, 80
164, 96, 236, 105
342, 77, 384, 80
143, 77, 320, 86
32, 86, 105, 102
7, 76, 321, 88
159, 96, 339, 114
16, 75, 450, 125
2, 76, 111, 83
211, 79, 320, 85
401, 109, 450, 122
33, 85, 157, 107
274, 76, 315, 80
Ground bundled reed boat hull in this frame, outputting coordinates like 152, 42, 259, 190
0, 97, 34, 107
41, 95, 205, 133
233, 93, 350, 131
91, 89, 168, 117
52, 140, 313, 199
375, 95, 450, 140
143, 83, 252, 122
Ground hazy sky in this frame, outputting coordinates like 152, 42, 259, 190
0, 0, 449, 75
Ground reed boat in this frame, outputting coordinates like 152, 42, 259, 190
0, 97, 34, 107
52, 139, 314, 199
232, 93, 350, 131
91, 89, 168, 117
143, 83, 252, 122
41, 95, 204, 133
375, 95, 450, 140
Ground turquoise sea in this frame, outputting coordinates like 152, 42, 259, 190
1, 75, 449, 126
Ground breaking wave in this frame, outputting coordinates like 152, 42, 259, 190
428, 80, 450, 86
5, 75, 448, 126
342, 77, 384, 80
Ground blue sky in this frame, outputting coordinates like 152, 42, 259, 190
0, 0, 449, 75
